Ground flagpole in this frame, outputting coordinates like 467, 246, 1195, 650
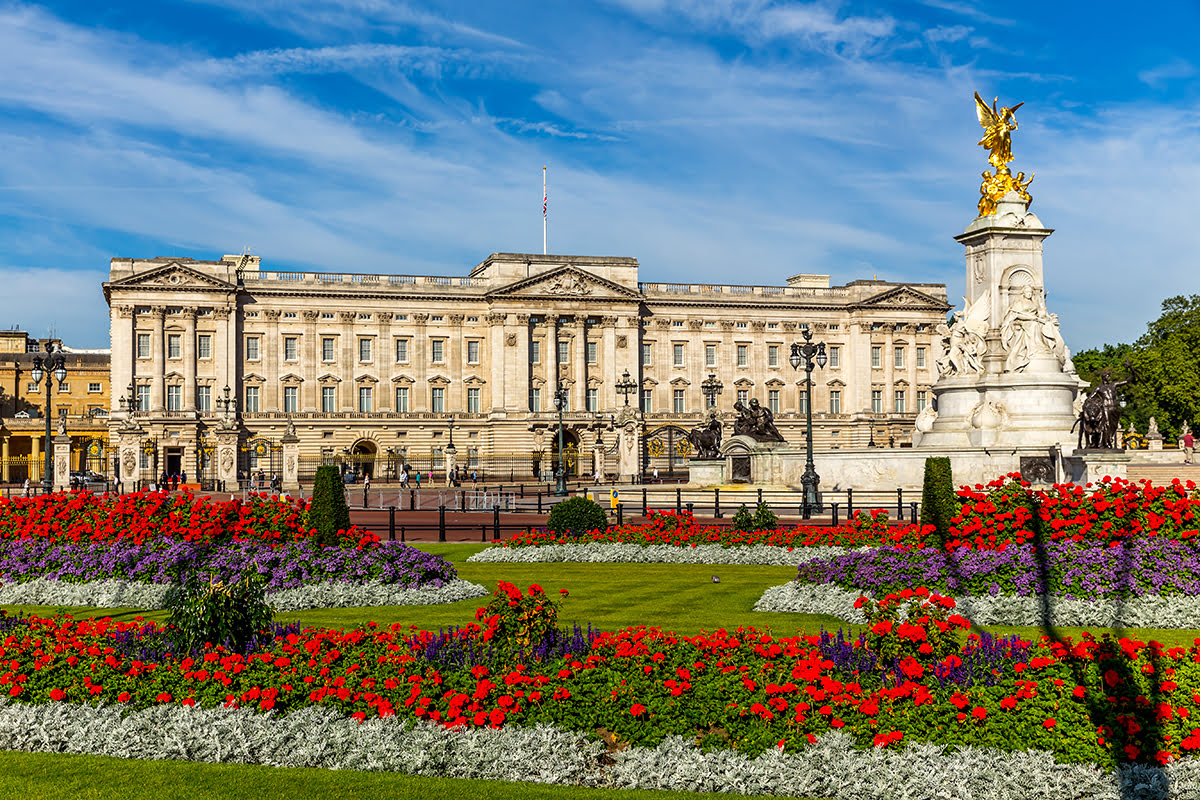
542, 165, 547, 256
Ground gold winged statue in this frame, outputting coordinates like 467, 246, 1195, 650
974, 92, 1031, 216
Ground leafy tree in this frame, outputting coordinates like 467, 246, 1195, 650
546, 496, 607, 538
1072, 295, 1200, 442
751, 501, 778, 531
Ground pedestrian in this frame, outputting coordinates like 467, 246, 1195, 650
160, 471, 168, 491
414, 471, 421, 488
171, 473, 180, 492
1185, 430, 1195, 464
22, 478, 30, 497
181, 471, 187, 485
472, 469, 478, 485
365, 474, 371, 493
652, 466, 659, 483
428, 471, 433, 485
400, 469, 408, 487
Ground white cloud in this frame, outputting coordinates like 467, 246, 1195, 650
1137, 58, 1195, 87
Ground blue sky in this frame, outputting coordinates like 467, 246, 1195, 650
1, 0, 1197, 351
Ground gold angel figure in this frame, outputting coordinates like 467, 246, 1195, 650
975, 92, 1023, 170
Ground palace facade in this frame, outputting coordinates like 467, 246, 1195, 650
104, 252, 949, 484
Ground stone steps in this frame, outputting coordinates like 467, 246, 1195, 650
1126, 463, 1200, 486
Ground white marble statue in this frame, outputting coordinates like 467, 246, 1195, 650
1002, 285, 1046, 372
936, 290, 989, 376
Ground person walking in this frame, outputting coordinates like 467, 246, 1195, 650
22, 478, 30, 498
1185, 429, 1195, 464
414, 471, 421, 488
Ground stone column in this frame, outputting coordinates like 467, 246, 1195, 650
263, 309, 281, 411
576, 317, 589, 412
183, 308, 197, 411
0, 435, 8, 482
31, 435, 41, 479
340, 311, 357, 410
546, 314, 560, 396
412, 313, 429, 411
602, 316, 618, 410
448, 314, 465, 412
378, 312, 394, 411
214, 307, 233, 398
303, 310, 320, 411
514, 313, 531, 412
215, 429, 241, 491
111, 305, 135, 413
281, 426, 300, 491
151, 306, 166, 411
487, 312, 507, 413
53, 432, 71, 492
689, 319, 705, 413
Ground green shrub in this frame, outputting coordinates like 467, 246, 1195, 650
164, 574, 274, 654
751, 501, 777, 532
920, 457, 956, 540
310, 465, 350, 547
731, 504, 753, 533
546, 496, 607, 538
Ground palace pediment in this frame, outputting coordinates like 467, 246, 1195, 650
107, 262, 237, 294
487, 265, 641, 302
855, 286, 950, 311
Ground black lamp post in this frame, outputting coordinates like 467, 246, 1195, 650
701, 371, 724, 410
789, 328, 827, 511
30, 343, 67, 494
615, 369, 637, 407
552, 383, 568, 496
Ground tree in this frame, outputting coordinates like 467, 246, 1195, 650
1072, 295, 1200, 442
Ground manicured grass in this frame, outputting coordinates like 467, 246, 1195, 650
0, 750, 805, 800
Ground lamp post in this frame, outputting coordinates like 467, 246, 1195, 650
615, 369, 637, 407
788, 328, 827, 511
29, 343, 67, 494
552, 383, 568, 496
700, 371, 724, 411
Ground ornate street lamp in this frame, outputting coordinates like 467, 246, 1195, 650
701, 371, 724, 410
789, 328, 827, 514
615, 369, 637, 407
29, 343, 67, 494
552, 383, 568, 497
117, 381, 137, 413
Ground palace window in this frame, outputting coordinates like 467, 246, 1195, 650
395, 339, 408, 362
136, 385, 150, 411
917, 390, 927, 412
894, 390, 906, 414
705, 344, 716, 368
358, 386, 373, 413
770, 390, 782, 415
768, 345, 779, 368
828, 346, 840, 368
166, 385, 181, 411
431, 340, 444, 363
586, 388, 598, 412
916, 347, 926, 368
737, 389, 748, 406
467, 387, 481, 413
673, 389, 685, 413
197, 335, 211, 359
529, 387, 541, 412
894, 347, 905, 369
558, 340, 569, 363
322, 337, 335, 361
673, 343, 685, 367
245, 336, 260, 360
321, 386, 335, 412
283, 386, 298, 413
167, 334, 181, 359
244, 386, 260, 413
466, 340, 480, 364
137, 334, 150, 358
586, 341, 598, 364
641, 343, 652, 365
395, 387, 409, 412
284, 337, 298, 361
529, 341, 540, 364
871, 346, 881, 369
430, 387, 445, 413
358, 338, 373, 362
829, 390, 841, 414
641, 389, 652, 413
871, 390, 882, 414
737, 345, 748, 367
196, 386, 211, 412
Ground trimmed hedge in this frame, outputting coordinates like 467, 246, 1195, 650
309, 466, 350, 548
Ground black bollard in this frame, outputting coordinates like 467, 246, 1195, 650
714, 487, 721, 518
493, 505, 501, 541
757, 488, 763, 506
676, 487, 682, 515
617, 503, 623, 526
847, 488, 854, 518
896, 488, 904, 521
642, 488, 648, 516
388, 506, 396, 541
438, 505, 446, 542
831, 503, 839, 527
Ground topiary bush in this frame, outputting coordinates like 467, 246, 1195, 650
751, 501, 777, 532
546, 496, 607, 538
309, 465, 351, 548
920, 457, 956, 541
164, 573, 274, 654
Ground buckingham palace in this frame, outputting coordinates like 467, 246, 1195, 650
103, 251, 950, 486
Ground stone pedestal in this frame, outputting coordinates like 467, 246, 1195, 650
281, 430, 300, 492
214, 428, 241, 491
1063, 450, 1133, 484
52, 434, 71, 492
922, 193, 1085, 452
615, 409, 641, 482
115, 425, 144, 490
688, 459, 726, 487
444, 445, 458, 487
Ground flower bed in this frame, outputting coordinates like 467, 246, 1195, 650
0, 490, 375, 545
5, 584, 1200, 772
468, 542, 855, 566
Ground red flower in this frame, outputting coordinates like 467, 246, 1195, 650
49, 688, 66, 701
630, 703, 646, 717
971, 706, 987, 720
1043, 718, 1057, 729
489, 708, 506, 727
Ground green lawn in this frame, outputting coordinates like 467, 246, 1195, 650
0, 751, 804, 800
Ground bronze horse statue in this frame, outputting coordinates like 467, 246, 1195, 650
687, 417, 722, 460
